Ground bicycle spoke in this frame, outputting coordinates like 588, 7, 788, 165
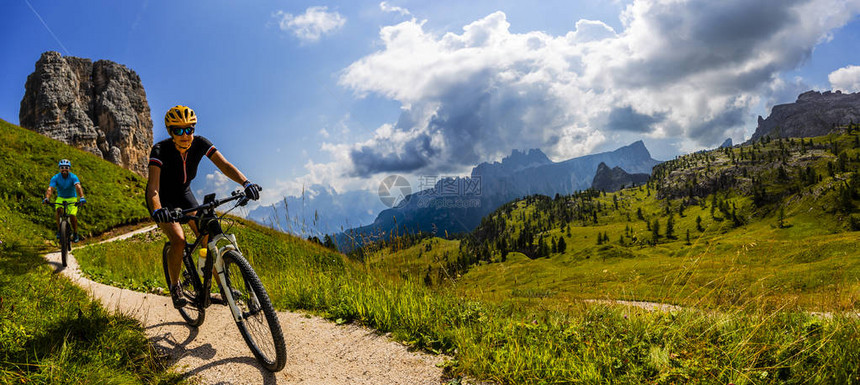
222, 250, 285, 371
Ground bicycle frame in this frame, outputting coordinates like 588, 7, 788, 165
165, 188, 286, 372
175, 192, 256, 321
53, 199, 76, 220
47, 199, 79, 266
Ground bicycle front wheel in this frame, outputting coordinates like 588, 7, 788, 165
162, 242, 205, 326
59, 221, 69, 267
222, 250, 286, 372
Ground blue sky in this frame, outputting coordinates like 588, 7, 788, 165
2, 0, 860, 209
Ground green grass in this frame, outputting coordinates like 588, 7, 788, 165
447, 132, 860, 312
0, 245, 184, 384
73, 215, 860, 384
0, 118, 150, 240
0, 118, 181, 384
20, 115, 860, 383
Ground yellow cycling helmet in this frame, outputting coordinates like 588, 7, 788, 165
164, 105, 197, 127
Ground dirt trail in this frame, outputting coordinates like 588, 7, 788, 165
44, 226, 448, 385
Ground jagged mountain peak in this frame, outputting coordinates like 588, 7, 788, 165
612, 140, 651, 159
591, 162, 650, 192
472, 148, 552, 176
503, 148, 551, 165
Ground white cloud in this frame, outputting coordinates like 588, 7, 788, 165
197, 171, 254, 216
333, 0, 860, 177
829, 65, 860, 92
274, 6, 345, 43
567, 19, 617, 43
380, 2, 411, 17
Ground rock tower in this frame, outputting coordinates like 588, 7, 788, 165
19, 51, 153, 176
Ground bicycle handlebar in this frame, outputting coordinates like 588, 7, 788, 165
170, 187, 262, 221
44, 199, 84, 207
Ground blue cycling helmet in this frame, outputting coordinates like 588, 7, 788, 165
58, 159, 71, 168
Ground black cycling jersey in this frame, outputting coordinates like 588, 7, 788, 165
148, 136, 217, 209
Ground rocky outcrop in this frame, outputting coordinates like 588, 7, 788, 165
591, 162, 650, 192
19, 51, 153, 176
750, 90, 860, 142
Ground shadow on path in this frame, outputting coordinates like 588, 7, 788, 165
184, 356, 279, 385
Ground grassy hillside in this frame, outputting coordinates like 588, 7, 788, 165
0, 118, 149, 245
442, 131, 860, 311
34, 115, 860, 383
0, 118, 181, 383
76, 206, 860, 383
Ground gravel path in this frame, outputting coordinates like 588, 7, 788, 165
44, 226, 448, 385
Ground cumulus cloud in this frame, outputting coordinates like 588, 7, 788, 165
274, 6, 345, 43
829, 65, 860, 92
329, 0, 860, 178
380, 2, 411, 17
568, 19, 617, 43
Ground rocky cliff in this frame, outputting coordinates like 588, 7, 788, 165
19, 51, 152, 175
750, 90, 860, 142
591, 162, 650, 192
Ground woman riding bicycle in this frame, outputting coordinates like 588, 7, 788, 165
146, 105, 260, 308
43, 159, 86, 242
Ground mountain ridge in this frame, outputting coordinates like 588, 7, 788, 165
750, 89, 860, 142
337, 141, 661, 248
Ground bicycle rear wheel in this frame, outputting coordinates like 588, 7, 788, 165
59, 221, 69, 267
222, 250, 286, 372
162, 242, 205, 326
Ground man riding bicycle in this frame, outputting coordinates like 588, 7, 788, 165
146, 105, 261, 308
43, 159, 86, 242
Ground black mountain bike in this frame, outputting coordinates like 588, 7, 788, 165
46, 199, 80, 267
161, 190, 287, 372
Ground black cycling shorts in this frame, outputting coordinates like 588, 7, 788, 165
160, 188, 199, 211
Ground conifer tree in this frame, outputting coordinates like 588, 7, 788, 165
651, 218, 660, 244
666, 213, 675, 239
777, 206, 785, 229
711, 195, 718, 218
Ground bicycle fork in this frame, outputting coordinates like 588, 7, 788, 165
206, 233, 261, 322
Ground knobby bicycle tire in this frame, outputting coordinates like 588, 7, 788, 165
222, 250, 287, 372
59, 220, 69, 267
162, 242, 205, 326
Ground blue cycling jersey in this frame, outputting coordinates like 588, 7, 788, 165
50, 173, 80, 198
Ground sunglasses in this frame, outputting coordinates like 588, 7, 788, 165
59, 166, 70, 170
170, 126, 195, 136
